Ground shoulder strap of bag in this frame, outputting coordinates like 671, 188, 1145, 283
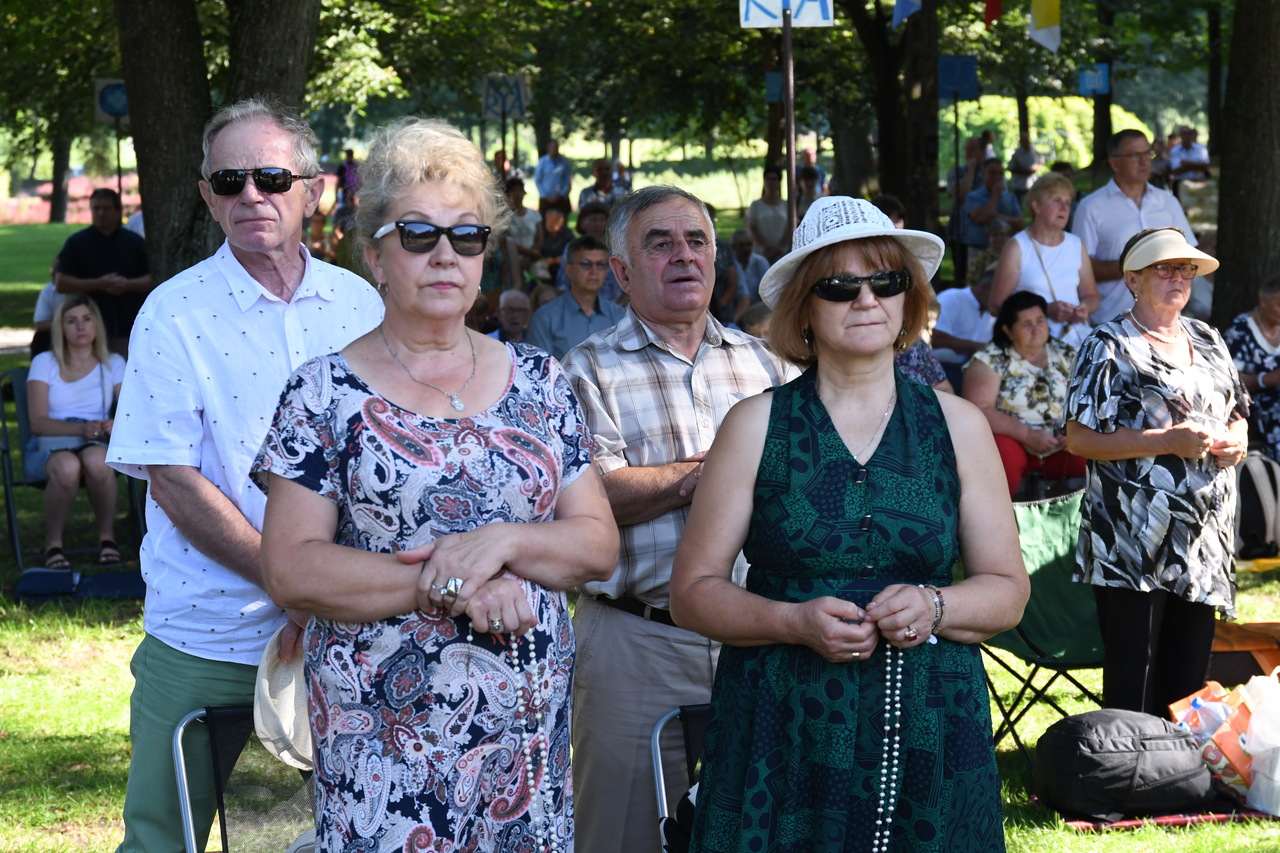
1027, 235, 1060, 302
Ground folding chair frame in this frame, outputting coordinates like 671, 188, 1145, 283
651, 703, 712, 822
0, 367, 146, 572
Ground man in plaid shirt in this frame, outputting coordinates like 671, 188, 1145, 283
563, 185, 795, 853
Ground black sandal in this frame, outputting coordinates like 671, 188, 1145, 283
98, 540, 122, 565
44, 547, 71, 570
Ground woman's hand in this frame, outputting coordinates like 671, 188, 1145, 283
1066, 304, 1091, 325
1020, 426, 1063, 457
1161, 424, 1215, 459
786, 597, 878, 663
1209, 433, 1248, 468
400, 525, 513, 617
1046, 301, 1076, 324
464, 575, 537, 636
866, 584, 938, 648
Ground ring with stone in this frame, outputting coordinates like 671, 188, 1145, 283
443, 577, 464, 599
490, 618, 504, 633
430, 582, 448, 595
903, 626, 919, 641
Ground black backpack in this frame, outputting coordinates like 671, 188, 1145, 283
1034, 708, 1216, 821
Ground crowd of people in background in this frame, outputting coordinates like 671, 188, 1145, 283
30, 110, 1257, 853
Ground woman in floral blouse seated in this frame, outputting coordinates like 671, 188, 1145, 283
962, 290, 1085, 495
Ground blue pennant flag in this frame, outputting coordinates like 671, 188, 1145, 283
893, 0, 922, 27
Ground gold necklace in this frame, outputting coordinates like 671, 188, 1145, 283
379, 326, 477, 412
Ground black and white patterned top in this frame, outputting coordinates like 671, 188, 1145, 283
1065, 315, 1248, 615
1223, 311, 1280, 462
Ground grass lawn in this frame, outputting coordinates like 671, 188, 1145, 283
2, 206, 1277, 851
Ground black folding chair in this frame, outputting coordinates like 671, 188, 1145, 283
982, 489, 1104, 775
173, 705, 314, 853
0, 367, 146, 573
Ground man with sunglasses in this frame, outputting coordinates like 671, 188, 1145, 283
105, 98, 383, 853
1072, 128, 1198, 325
526, 235, 626, 359
562, 186, 795, 853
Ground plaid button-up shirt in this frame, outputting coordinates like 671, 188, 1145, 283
563, 309, 796, 607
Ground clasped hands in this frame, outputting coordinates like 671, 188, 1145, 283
794, 584, 937, 664
394, 524, 538, 636
1164, 423, 1247, 468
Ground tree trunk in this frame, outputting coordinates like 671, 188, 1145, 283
1015, 88, 1030, 140
1215, 0, 1280, 327
829, 103, 876, 198
224, 0, 321, 107
1088, 3, 1116, 183
114, 0, 211, 284
900, 0, 940, 233
1207, 4, 1223, 157
48, 135, 71, 224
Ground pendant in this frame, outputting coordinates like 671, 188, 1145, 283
450, 395, 465, 412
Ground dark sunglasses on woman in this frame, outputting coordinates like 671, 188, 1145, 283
372, 221, 491, 256
206, 167, 315, 196
811, 270, 911, 302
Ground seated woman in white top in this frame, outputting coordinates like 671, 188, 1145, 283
27, 295, 126, 569
990, 172, 1098, 349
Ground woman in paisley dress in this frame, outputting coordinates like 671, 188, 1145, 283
1065, 227, 1247, 717
962, 290, 1086, 495
669, 197, 1029, 852
1223, 274, 1280, 461
253, 117, 618, 852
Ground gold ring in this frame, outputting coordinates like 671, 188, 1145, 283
904, 626, 919, 641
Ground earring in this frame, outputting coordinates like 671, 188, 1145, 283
803, 327, 813, 346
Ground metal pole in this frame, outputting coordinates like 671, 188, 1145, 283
782, 8, 797, 233
115, 117, 123, 198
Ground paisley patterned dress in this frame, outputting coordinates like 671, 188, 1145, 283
252, 344, 592, 852
689, 368, 1004, 852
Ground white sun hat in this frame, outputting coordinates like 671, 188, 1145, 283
758, 196, 945, 309
254, 625, 313, 771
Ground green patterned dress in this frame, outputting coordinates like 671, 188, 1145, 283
689, 368, 1004, 852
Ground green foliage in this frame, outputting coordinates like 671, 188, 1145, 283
939, 95, 1152, 174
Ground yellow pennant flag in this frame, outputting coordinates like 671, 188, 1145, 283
1030, 0, 1061, 52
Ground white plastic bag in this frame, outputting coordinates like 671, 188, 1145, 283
1245, 668, 1280, 815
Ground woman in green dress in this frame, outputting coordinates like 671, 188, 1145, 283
670, 197, 1029, 852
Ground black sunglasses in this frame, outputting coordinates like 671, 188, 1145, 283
811, 270, 911, 302
372, 221, 491, 256
206, 168, 315, 196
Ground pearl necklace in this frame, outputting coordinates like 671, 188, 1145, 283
1127, 310, 1184, 345
870, 645, 905, 853
508, 630, 559, 851
852, 388, 897, 463
380, 326, 477, 412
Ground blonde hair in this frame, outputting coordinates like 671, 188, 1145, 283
1025, 172, 1074, 219
769, 237, 933, 368
50, 295, 110, 368
356, 117, 510, 277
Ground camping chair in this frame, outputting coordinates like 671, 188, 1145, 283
174, 705, 315, 853
0, 367, 146, 573
982, 488, 1104, 774
651, 704, 713, 853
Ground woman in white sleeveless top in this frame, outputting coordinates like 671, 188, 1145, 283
990, 172, 1099, 349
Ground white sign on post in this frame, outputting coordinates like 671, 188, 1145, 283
482, 74, 531, 122
740, 0, 834, 28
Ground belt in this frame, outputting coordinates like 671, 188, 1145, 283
594, 595, 675, 627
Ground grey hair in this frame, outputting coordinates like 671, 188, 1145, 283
605, 185, 713, 267
499, 289, 530, 309
200, 97, 320, 180
1258, 275, 1280, 301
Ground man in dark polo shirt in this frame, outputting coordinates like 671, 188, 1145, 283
55, 188, 151, 354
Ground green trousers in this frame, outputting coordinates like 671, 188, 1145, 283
115, 634, 258, 853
